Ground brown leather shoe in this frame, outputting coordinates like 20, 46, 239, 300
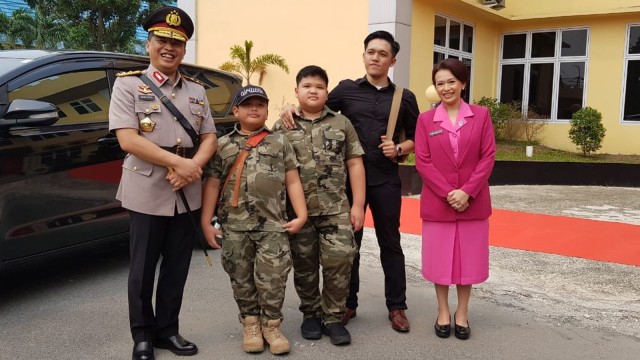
388, 309, 410, 332
340, 307, 357, 325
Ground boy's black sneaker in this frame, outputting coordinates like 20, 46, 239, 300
321, 322, 351, 345
300, 317, 322, 340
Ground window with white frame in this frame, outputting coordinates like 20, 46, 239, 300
433, 14, 474, 103
498, 28, 589, 121
622, 24, 640, 122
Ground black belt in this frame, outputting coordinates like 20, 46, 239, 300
161, 146, 197, 158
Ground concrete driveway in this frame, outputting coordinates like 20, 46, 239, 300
0, 185, 639, 359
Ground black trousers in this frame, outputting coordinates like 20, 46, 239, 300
346, 176, 407, 311
128, 209, 195, 342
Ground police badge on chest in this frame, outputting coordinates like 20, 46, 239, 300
139, 117, 156, 132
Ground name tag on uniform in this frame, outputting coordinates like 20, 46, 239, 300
429, 129, 443, 137
189, 97, 205, 105
138, 94, 155, 101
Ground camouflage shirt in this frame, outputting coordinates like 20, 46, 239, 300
205, 125, 299, 232
273, 106, 364, 216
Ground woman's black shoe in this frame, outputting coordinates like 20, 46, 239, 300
454, 313, 471, 340
434, 316, 451, 338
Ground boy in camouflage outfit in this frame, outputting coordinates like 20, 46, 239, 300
273, 65, 366, 346
201, 85, 307, 355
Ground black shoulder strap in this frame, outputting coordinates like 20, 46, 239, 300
139, 74, 200, 147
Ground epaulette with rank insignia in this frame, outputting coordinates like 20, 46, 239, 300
116, 70, 145, 77
182, 75, 204, 86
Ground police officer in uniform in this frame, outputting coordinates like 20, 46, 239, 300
109, 6, 217, 360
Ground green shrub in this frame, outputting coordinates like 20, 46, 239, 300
521, 109, 547, 143
475, 97, 547, 143
476, 97, 507, 140
568, 107, 606, 156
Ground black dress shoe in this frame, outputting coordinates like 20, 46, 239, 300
132, 341, 155, 360
155, 334, 198, 356
434, 316, 451, 338
301, 316, 322, 340
321, 322, 351, 346
454, 313, 471, 340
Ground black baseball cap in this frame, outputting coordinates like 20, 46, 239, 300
234, 85, 270, 106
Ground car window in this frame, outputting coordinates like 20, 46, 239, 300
8, 70, 110, 125
180, 67, 237, 117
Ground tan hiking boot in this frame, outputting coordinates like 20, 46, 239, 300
262, 318, 290, 355
241, 315, 264, 353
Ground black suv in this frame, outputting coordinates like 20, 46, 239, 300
0, 50, 241, 269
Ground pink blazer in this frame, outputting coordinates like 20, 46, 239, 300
415, 102, 496, 222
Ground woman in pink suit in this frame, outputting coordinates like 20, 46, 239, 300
415, 58, 496, 340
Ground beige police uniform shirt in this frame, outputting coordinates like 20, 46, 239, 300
273, 106, 364, 216
109, 64, 216, 216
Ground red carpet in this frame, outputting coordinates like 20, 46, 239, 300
364, 198, 640, 267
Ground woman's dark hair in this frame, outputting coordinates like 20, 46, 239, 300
432, 58, 469, 85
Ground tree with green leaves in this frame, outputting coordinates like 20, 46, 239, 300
25, 9, 67, 49
26, 0, 170, 53
1, 8, 71, 50
0, 12, 14, 49
7, 9, 37, 48
219, 40, 289, 85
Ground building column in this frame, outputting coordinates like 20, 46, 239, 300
368, 0, 413, 88
178, 0, 197, 64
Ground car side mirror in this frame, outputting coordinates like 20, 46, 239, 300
0, 99, 60, 128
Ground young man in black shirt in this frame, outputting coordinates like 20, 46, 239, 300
281, 30, 419, 333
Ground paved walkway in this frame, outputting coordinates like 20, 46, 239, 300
1, 185, 639, 359
383, 185, 640, 342
384, 195, 640, 266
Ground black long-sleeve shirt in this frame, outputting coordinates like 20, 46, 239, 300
327, 76, 419, 186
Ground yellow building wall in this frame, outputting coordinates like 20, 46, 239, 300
411, 0, 502, 112
193, 0, 639, 154
195, 0, 368, 126
499, 14, 640, 155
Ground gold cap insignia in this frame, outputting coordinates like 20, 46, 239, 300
144, 6, 192, 41
166, 10, 181, 27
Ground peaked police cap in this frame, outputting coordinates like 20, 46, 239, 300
143, 6, 194, 42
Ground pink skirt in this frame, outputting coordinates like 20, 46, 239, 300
421, 219, 489, 285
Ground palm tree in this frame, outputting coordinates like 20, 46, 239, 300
9, 9, 36, 48
0, 12, 10, 48
219, 40, 289, 85
33, 9, 67, 49
3, 8, 67, 50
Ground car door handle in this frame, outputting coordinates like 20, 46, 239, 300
97, 135, 120, 148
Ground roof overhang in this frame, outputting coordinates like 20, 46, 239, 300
459, 0, 640, 20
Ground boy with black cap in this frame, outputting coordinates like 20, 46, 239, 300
109, 5, 213, 360
201, 85, 307, 355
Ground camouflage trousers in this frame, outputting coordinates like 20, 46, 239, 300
221, 229, 292, 321
289, 213, 357, 323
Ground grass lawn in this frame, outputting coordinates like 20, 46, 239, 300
402, 140, 640, 165
495, 140, 640, 164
